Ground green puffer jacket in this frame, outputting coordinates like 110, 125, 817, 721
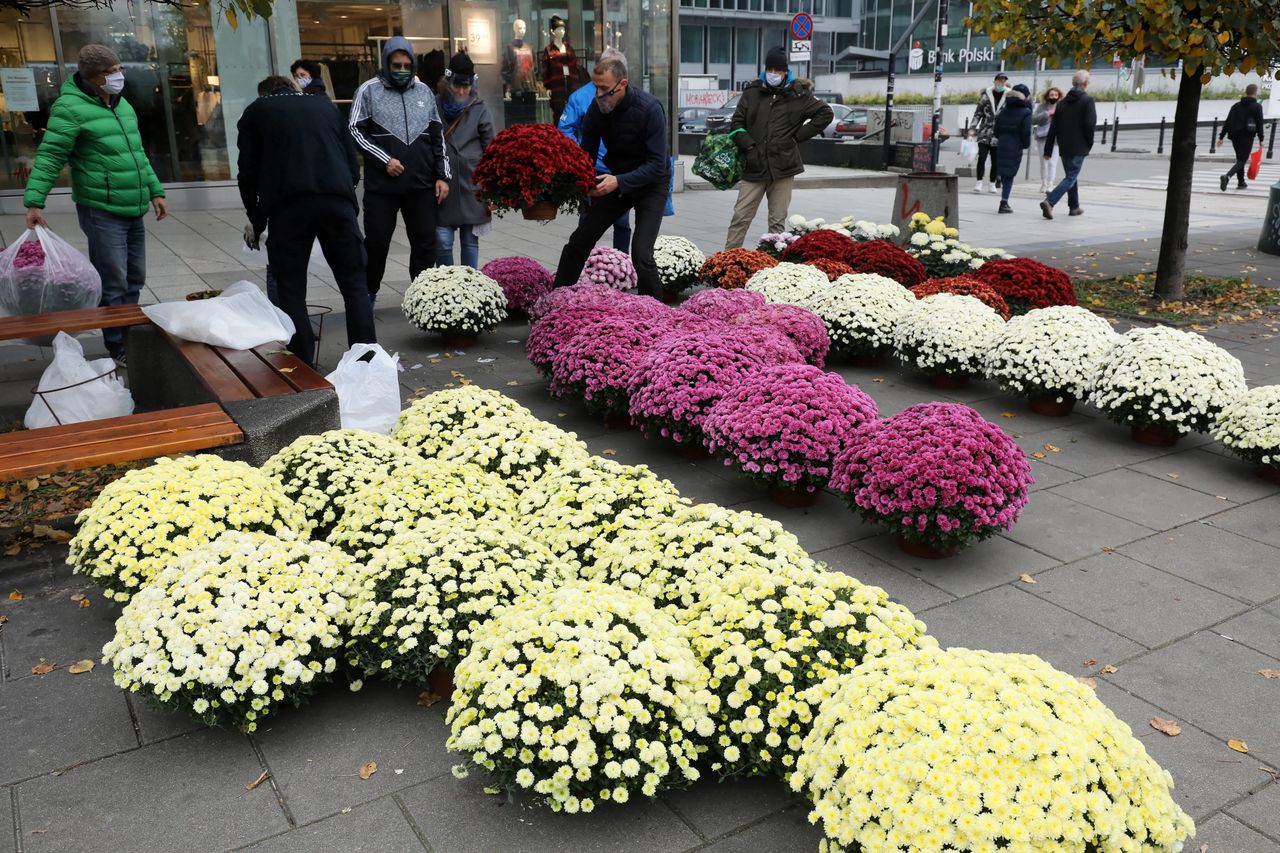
23, 75, 164, 217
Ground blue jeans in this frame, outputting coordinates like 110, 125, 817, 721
611, 212, 632, 253
1000, 174, 1015, 201
76, 204, 145, 358
1046, 154, 1086, 209
435, 225, 479, 268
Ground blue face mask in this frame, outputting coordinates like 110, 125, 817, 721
390, 69, 413, 86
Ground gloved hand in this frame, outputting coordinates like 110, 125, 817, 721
243, 223, 262, 251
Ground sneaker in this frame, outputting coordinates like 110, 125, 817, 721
973, 180, 985, 193
1239, 181, 1249, 190
998, 201, 1013, 214
1038, 183, 1048, 194
1040, 200, 1054, 220
1221, 174, 1230, 192
989, 183, 1000, 194
1068, 207, 1084, 216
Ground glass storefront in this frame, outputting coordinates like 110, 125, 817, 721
0, 0, 673, 198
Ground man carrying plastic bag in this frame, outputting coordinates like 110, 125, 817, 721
21, 44, 168, 366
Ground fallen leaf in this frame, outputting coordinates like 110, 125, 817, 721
358, 761, 378, 780
245, 771, 271, 791
1100, 665, 1118, 674
1229, 739, 1250, 754
1018, 573, 1037, 584
1167, 473, 1180, 480
67, 659, 95, 674
8, 590, 22, 601
1000, 411, 1017, 418
506, 380, 519, 386
0, 614, 8, 624
1261, 766, 1280, 782
31, 661, 55, 675
32, 524, 72, 543
1259, 669, 1280, 679
602, 449, 617, 457
1032, 451, 1047, 459
1082, 659, 1098, 667
4, 545, 19, 557
557, 412, 568, 418
1075, 676, 1097, 688
278, 367, 295, 374
417, 690, 442, 707
871, 378, 885, 384
1043, 443, 1061, 453
1101, 546, 1115, 553
78, 598, 91, 609
1215, 495, 1228, 500
1150, 717, 1182, 737
70, 593, 85, 602
25, 478, 38, 491
483, 786, 502, 795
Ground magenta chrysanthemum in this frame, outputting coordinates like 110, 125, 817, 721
831, 402, 1033, 550
576, 247, 638, 291
721, 324, 805, 365
733, 303, 831, 368
481, 257, 553, 314
525, 304, 621, 374
528, 283, 618, 322
704, 365, 878, 492
681, 288, 767, 322
547, 313, 674, 417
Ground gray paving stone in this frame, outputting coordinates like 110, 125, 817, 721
236, 796, 427, 852
660, 777, 795, 841
1025, 459, 1083, 492
647, 462, 759, 508
251, 682, 455, 824
813, 544, 956, 613
125, 693, 206, 745
1214, 605, 1280, 660
961, 395, 1090, 435
1129, 448, 1280, 504
1049, 469, 1236, 530
919, 585, 1147, 672
1108, 632, 1280, 765
1208, 494, 1280, 549
0, 669, 136, 785
400, 772, 703, 853
1091, 681, 1265, 822
1191, 814, 1280, 852
1028, 552, 1248, 647
1009, 421, 1186, 477
1227, 781, 1280, 843
1120, 524, 1280, 605
1001, 492, 1155, 563
0, 570, 119, 682
3, 789, 13, 853
733, 496, 878, 554
697, 805, 824, 852
853, 533, 1058, 598
17, 728, 284, 853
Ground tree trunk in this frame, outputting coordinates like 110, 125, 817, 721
1154, 65, 1204, 301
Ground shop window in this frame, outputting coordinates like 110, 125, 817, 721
735, 29, 758, 66
681, 24, 704, 65
0, 8, 59, 192
708, 27, 731, 65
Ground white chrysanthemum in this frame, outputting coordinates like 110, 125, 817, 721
987, 306, 1121, 400
1213, 385, 1280, 466
745, 262, 830, 307
809, 273, 915, 358
894, 293, 1004, 376
1092, 326, 1246, 434
392, 386, 539, 458
653, 235, 706, 295
402, 266, 507, 335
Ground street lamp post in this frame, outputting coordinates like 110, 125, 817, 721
928, 0, 947, 171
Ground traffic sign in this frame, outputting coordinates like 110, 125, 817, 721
1112, 54, 1123, 68
790, 12, 813, 41
789, 40, 812, 63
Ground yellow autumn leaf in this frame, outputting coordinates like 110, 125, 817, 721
358, 761, 378, 780
1218, 30, 1231, 44
67, 659, 95, 675
1228, 739, 1250, 753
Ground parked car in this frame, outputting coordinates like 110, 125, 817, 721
834, 107, 869, 138
705, 90, 852, 137
678, 107, 714, 133
820, 104, 853, 138
702, 93, 741, 136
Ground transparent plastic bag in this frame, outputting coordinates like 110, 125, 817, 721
24, 332, 134, 429
142, 281, 295, 349
0, 226, 102, 317
324, 343, 401, 434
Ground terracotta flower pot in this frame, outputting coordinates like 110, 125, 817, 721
846, 351, 885, 369
1258, 463, 1280, 485
427, 668, 455, 700
769, 484, 820, 508
896, 534, 958, 560
441, 331, 479, 348
1028, 393, 1077, 417
522, 200, 557, 221
677, 442, 711, 461
604, 411, 633, 430
1130, 423, 1182, 448
926, 371, 969, 390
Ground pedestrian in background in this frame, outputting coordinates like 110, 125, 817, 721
435, 52, 494, 268
1219, 84, 1265, 191
23, 44, 168, 365
350, 36, 450, 306
558, 47, 632, 252
971, 71, 1008, 195
1040, 70, 1096, 220
993, 83, 1032, 214
291, 59, 330, 99
1032, 86, 1062, 194
238, 75, 374, 365
722, 46, 832, 249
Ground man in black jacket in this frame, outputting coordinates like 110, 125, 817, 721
1219, 84, 1266, 191
349, 36, 450, 304
238, 76, 375, 365
553, 52, 670, 297
1040, 70, 1096, 220
723, 47, 832, 249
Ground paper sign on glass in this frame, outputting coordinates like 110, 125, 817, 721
0, 68, 39, 113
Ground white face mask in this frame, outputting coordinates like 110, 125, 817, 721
765, 72, 785, 87
296, 74, 312, 88
102, 71, 125, 95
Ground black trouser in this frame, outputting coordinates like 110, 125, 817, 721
554, 181, 667, 297
363, 188, 437, 295
267, 193, 376, 365
1224, 134, 1258, 184
976, 142, 998, 182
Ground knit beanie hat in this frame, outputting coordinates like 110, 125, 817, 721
78, 44, 121, 79
764, 46, 788, 73
446, 52, 475, 86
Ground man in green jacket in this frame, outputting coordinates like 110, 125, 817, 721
723, 47, 832, 249
23, 44, 168, 363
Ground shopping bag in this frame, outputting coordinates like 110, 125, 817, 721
692, 129, 746, 191
24, 332, 134, 429
1249, 146, 1264, 180
959, 136, 978, 162
324, 343, 401, 434
665, 157, 676, 216
0, 226, 102, 318
143, 280, 296, 349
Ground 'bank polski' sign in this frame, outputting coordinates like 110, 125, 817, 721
915, 46, 1000, 67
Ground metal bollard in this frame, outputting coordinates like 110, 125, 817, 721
1112, 118, 1119, 152
1210, 118, 1218, 153
1256, 179, 1280, 255
1158, 117, 1166, 154
1270, 119, 1277, 160
1100, 120, 1108, 145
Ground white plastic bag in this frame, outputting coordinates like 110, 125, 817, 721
0, 226, 102, 317
24, 332, 134, 429
324, 343, 401, 434
143, 281, 295, 349
959, 136, 978, 162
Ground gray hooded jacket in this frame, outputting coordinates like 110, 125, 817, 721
349, 36, 450, 194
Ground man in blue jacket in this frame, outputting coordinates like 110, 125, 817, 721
558, 48, 631, 252
553, 52, 669, 297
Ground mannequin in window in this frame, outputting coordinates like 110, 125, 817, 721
501, 19, 537, 124
541, 15, 580, 125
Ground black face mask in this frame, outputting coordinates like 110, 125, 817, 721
1047, 98, 1059, 104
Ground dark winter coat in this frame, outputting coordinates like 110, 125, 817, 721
581, 86, 670, 194
994, 93, 1032, 178
1223, 96, 1265, 143
972, 86, 1006, 146
348, 36, 451, 195
436, 94, 495, 226
1044, 87, 1097, 160
729, 77, 833, 183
